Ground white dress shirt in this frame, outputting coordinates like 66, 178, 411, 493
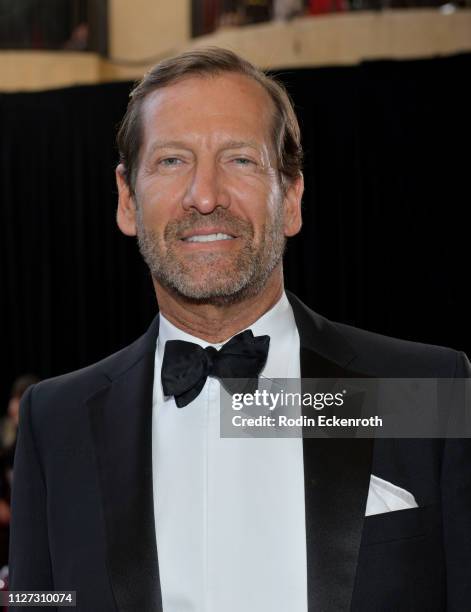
152, 292, 308, 612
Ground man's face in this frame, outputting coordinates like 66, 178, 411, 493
116, 72, 303, 304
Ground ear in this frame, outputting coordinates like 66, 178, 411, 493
116, 164, 137, 237
283, 172, 304, 237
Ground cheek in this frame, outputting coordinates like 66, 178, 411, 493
228, 177, 278, 223
137, 180, 186, 226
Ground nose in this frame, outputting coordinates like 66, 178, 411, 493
182, 159, 229, 214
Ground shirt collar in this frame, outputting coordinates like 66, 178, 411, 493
156, 291, 298, 378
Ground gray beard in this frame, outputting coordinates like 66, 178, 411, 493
135, 206, 286, 306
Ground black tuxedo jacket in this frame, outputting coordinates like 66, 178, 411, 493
9, 292, 471, 611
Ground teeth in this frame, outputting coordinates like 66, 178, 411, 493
185, 233, 234, 243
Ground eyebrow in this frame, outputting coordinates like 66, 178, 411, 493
147, 139, 262, 157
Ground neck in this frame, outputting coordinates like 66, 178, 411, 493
154, 269, 284, 343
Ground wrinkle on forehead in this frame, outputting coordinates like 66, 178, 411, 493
139, 73, 278, 167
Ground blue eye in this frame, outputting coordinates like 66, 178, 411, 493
160, 157, 181, 166
234, 158, 253, 165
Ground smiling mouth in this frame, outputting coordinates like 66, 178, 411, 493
182, 233, 236, 243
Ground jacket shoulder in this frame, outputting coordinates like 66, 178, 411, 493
334, 318, 467, 377
287, 290, 468, 377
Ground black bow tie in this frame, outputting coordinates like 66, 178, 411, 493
161, 329, 270, 407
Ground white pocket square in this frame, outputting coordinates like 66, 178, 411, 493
365, 475, 418, 516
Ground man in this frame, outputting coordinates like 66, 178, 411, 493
9, 47, 471, 611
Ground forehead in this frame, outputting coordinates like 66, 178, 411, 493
139, 72, 276, 149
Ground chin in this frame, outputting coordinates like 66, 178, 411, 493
178, 279, 245, 300
157, 271, 248, 303
169, 272, 271, 306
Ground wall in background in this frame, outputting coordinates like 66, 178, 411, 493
1, 10, 471, 91
108, 0, 189, 62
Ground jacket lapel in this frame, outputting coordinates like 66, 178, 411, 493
288, 292, 374, 612
88, 317, 162, 612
